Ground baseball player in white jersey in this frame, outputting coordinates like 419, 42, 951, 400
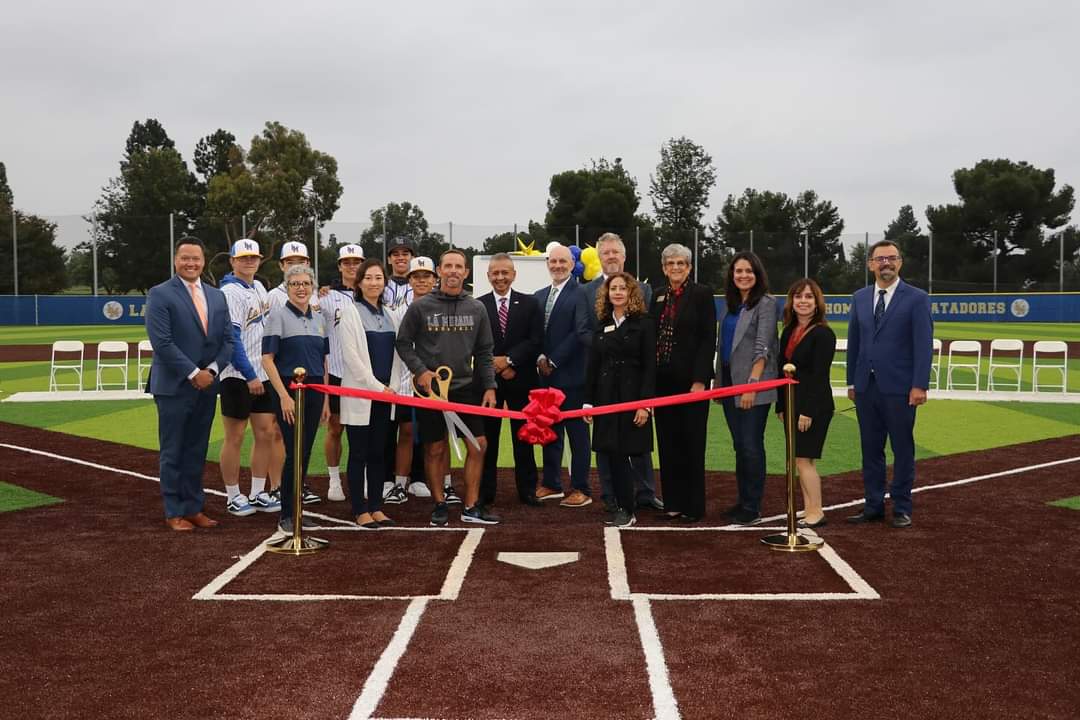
382, 236, 416, 311
218, 240, 281, 516
318, 243, 365, 501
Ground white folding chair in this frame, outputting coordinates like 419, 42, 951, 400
947, 340, 982, 391
137, 339, 154, 391
830, 338, 848, 387
49, 340, 85, 392
96, 341, 130, 390
1031, 341, 1068, 393
987, 339, 1024, 392
929, 338, 943, 390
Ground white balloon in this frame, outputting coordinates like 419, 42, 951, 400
545, 241, 563, 254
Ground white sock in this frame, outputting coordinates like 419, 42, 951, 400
225, 484, 241, 501
444, 474, 452, 489
395, 475, 408, 488
328, 466, 341, 485
250, 477, 266, 497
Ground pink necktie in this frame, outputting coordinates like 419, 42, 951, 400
498, 297, 509, 335
188, 282, 208, 334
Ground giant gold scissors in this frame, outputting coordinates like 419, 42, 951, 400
415, 365, 481, 455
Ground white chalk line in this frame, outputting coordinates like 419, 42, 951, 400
348, 597, 430, 720
633, 596, 681, 720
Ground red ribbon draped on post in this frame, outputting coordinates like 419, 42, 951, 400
292, 377, 795, 446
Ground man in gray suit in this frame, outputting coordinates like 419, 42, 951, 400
583, 232, 663, 513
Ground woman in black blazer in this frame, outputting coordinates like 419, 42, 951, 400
585, 272, 656, 528
775, 278, 836, 528
649, 243, 717, 523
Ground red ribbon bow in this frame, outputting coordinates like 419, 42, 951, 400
517, 387, 565, 445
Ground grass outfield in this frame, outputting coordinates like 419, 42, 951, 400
0, 481, 63, 513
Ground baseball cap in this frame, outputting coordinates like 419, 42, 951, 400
337, 244, 364, 261
407, 257, 435, 276
279, 241, 310, 260
230, 239, 263, 258
387, 237, 416, 255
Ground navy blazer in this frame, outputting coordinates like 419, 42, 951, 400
846, 280, 933, 394
535, 280, 592, 390
145, 275, 233, 396
478, 289, 543, 397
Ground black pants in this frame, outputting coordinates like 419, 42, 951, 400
345, 402, 392, 516
481, 388, 537, 505
599, 452, 635, 513
275, 383, 323, 522
654, 374, 709, 519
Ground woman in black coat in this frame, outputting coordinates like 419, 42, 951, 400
584, 272, 656, 528
775, 278, 836, 528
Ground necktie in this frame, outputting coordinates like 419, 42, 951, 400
874, 288, 886, 328
544, 286, 558, 329
498, 297, 509, 335
188, 282, 208, 334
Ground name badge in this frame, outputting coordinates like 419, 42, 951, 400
604, 325, 616, 333
656, 294, 666, 302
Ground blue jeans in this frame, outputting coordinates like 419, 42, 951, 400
721, 399, 770, 514
541, 387, 592, 495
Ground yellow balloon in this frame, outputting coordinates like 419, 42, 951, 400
581, 246, 598, 264
583, 259, 602, 281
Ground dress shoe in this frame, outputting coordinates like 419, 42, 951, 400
846, 510, 885, 524
376, 517, 397, 528
676, 513, 701, 524
519, 495, 542, 507
184, 512, 219, 528
165, 517, 194, 531
732, 509, 762, 525
891, 513, 912, 528
797, 516, 828, 529
637, 497, 665, 511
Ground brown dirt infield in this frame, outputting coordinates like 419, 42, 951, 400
0, 422, 1077, 719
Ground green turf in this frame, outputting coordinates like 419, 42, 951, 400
827, 321, 1080, 342
0, 481, 63, 513
1048, 496, 1080, 510
0, 326, 149, 345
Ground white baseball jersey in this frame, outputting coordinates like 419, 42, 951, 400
382, 277, 414, 312
319, 287, 354, 379
220, 277, 270, 382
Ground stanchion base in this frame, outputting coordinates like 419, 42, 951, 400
265, 534, 330, 555
761, 532, 824, 552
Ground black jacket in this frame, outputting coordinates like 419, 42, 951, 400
775, 323, 837, 419
585, 314, 656, 455
648, 281, 717, 390
478, 290, 543, 399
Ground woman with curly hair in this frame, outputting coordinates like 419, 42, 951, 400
583, 272, 656, 528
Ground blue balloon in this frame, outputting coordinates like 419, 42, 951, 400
569, 244, 582, 260
573, 260, 585, 277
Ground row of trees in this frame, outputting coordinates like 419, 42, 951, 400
3, 122, 1080, 294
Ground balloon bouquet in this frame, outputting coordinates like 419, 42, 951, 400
545, 241, 601, 281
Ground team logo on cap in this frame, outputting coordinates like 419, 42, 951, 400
280, 241, 309, 259
231, 239, 261, 257
338, 244, 364, 260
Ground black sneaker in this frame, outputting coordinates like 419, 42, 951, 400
462, 505, 501, 525
443, 485, 462, 505
277, 515, 316, 536
301, 485, 321, 505
733, 509, 762, 525
383, 484, 407, 505
430, 502, 449, 527
611, 509, 637, 528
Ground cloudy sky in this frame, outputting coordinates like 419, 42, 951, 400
4, 0, 1079, 248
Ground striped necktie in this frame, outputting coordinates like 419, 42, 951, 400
544, 286, 559, 329
498, 297, 509, 335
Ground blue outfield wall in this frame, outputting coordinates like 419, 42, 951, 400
1, 292, 1079, 325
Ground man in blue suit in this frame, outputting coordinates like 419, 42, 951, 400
846, 240, 933, 528
146, 238, 233, 531
535, 244, 593, 508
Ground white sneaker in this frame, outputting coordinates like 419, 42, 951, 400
327, 483, 346, 502
384, 485, 408, 504
408, 481, 431, 498
226, 495, 256, 517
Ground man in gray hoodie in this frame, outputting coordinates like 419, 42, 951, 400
395, 248, 500, 526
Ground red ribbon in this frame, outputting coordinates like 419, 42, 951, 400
292, 377, 795, 447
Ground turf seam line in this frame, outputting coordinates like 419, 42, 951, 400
348, 597, 430, 720
633, 596, 681, 720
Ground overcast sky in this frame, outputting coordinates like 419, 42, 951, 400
4, 0, 1079, 249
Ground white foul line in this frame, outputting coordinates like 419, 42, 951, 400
349, 597, 430, 720
191, 537, 272, 600
605, 526, 631, 600
438, 529, 483, 600
633, 596, 681, 720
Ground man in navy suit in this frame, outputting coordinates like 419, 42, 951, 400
146, 238, 233, 531
846, 240, 933, 528
583, 232, 662, 513
478, 253, 543, 506
535, 244, 593, 507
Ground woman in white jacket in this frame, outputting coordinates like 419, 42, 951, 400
339, 258, 408, 528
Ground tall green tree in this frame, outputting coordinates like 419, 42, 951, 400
0, 162, 13, 208
91, 120, 200, 293
544, 158, 639, 246
926, 159, 1075, 291
0, 165, 68, 293
649, 136, 716, 240
883, 205, 929, 289
359, 202, 447, 262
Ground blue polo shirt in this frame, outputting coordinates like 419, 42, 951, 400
721, 305, 742, 365
262, 301, 329, 381
357, 298, 396, 385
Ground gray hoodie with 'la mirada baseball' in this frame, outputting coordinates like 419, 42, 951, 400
394, 288, 496, 392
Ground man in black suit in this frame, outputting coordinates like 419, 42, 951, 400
478, 253, 544, 506
583, 232, 663, 513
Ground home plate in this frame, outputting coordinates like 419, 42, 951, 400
497, 552, 580, 570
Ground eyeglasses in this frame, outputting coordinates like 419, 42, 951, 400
870, 255, 900, 265
287, 281, 313, 288
664, 260, 689, 268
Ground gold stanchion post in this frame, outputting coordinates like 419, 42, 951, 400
267, 367, 329, 555
761, 363, 823, 552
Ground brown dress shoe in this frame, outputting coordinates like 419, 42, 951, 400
535, 486, 565, 502
165, 517, 195, 531
559, 490, 593, 508
184, 512, 219, 528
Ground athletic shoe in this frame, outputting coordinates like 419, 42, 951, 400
302, 485, 321, 505
535, 487, 565, 502
430, 502, 449, 527
462, 505, 501, 525
733, 509, 762, 525
249, 491, 282, 513
443, 485, 462, 505
559, 490, 593, 508
611, 509, 637, 528
226, 495, 256, 517
408, 481, 432, 498
277, 516, 316, 536
327, 483, 346, 502
383, 484, 408, 505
